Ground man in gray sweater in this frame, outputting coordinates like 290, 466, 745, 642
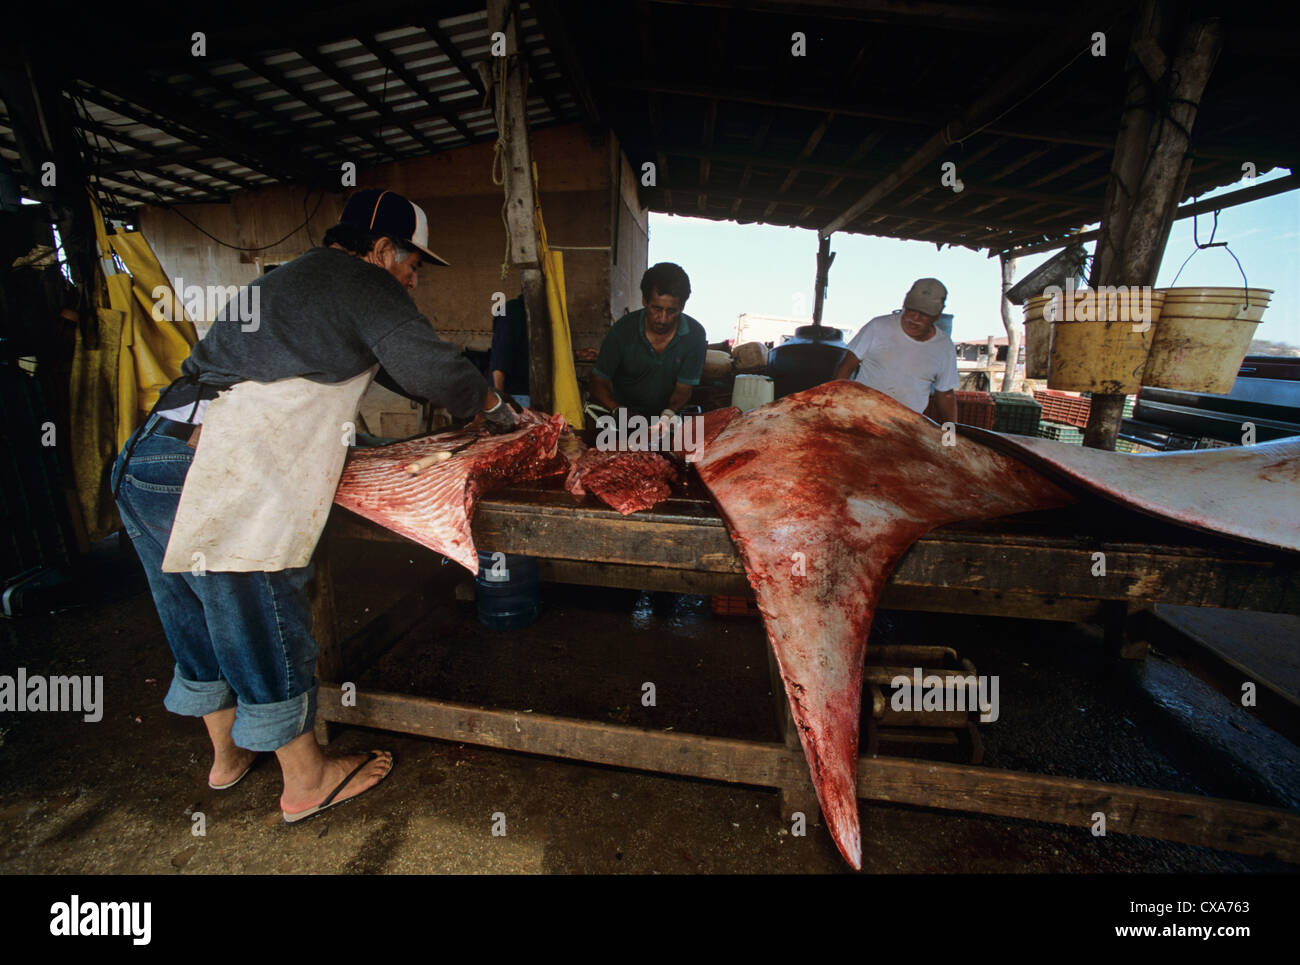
113, 189, 513, 822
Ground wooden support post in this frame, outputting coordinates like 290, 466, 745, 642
1085, 4, 1222, 450
812, 234, 834, 326
487, 0, 553, 412
998, 252, 1019, 392
309, 535, 341, 744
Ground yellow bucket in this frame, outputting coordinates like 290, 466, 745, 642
1144, 319, 1266, 393
1021, 304, 1051, 378
1157, 287, 1272, 322
1047, 289, 1164, 393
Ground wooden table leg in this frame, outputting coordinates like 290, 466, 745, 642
765, 643, 822, 824
1104, 601, 1151, 660
309, 535, 342, 745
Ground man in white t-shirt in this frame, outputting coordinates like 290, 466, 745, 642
833, 277, 959, 424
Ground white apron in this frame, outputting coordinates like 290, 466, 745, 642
161, 365, 378, 573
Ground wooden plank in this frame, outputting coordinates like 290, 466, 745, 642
316, 686, 1300, 862
328, 495, 1300, 614
859, 757, 1300, 863
318, 685, 803, 788
536, 558, 749, 594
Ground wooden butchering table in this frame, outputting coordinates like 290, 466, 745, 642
308, 478, 1300, 863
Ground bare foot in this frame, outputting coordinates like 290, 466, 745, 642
280, 750, 393, 818
209, 747, 258, 789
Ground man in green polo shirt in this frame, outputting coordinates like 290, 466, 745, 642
589, 262, 708, 421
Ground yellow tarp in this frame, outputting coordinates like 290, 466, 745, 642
533, 163, 584, 429
69, 193, 197, 541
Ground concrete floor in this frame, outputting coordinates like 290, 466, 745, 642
1, 536, 1296, 874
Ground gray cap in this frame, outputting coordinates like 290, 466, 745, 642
903, 277, 947, 316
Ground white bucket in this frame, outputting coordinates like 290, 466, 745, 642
731, 374, 775, 412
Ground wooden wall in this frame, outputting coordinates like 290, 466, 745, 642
137, 124, 645, 353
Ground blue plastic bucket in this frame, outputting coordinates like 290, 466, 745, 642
475, 551, 541, 630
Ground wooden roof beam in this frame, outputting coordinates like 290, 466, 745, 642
766, 114, 833, 219
992, 172, 1300, 257
357, 34, 477, 141
650, 184, 1068, 233
531, 0, 601, 129
294, 45, 440, 156
420, 17, 486, 98
245, 56, 399, 159
822, 17, 1103, 236
76, 115, 258, 189
72, 82, 322, 186
732, 112, 773, 217
664, 144, 1099, 208
513, 27, 568, 123
644, 0, 1060, 31
189, 67, 369, 166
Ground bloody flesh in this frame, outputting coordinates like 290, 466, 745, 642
696, 382, 1075, 869
565, 407, 742, 514
334, 412, 567, 572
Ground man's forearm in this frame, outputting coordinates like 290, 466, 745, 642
492, 369, 505, 391
665, 383, 692, 413
588, 375, 619, 411
833, 353, 860, 382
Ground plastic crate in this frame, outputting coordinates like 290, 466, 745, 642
1037, 420, 1084, 445
990, 392, 1042, 436
710, 594, 761, 618
955, 390, 995, 429
1033, 389, 1091, 428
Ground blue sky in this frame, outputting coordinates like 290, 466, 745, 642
648, 167, 1298, 348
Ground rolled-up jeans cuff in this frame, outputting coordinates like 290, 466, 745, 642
230, 683, 319, 752
164, 668, 236, 717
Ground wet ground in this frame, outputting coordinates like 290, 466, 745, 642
0, 535, 1296, 874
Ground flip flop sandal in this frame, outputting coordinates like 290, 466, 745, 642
282, 751, 393, 824
209, 755, 260, 790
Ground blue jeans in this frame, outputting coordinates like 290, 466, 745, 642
112, 414, 319, 751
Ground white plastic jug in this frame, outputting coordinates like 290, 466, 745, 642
731, 374, 775, 412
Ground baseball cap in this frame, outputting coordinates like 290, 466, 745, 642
338, 188, 450, 267
903, 277, 947, 316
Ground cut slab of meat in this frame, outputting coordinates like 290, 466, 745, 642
566, 407, 743, 514
696, 381, 1075, 869
334, 411, 567, 572
566, 448, 678, 514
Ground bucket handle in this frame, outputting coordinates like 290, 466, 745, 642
1169, 208, 1252, 311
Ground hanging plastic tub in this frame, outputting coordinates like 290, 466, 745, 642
1143, 288, 1272, 393
1047, 289, 1164, 394
1021, 295, 1053, 379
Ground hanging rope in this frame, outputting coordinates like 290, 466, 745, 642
489, 50, 512, 279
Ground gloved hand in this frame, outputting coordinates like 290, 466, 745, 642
482, 396, 518, 435
650, 408, 677, 442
